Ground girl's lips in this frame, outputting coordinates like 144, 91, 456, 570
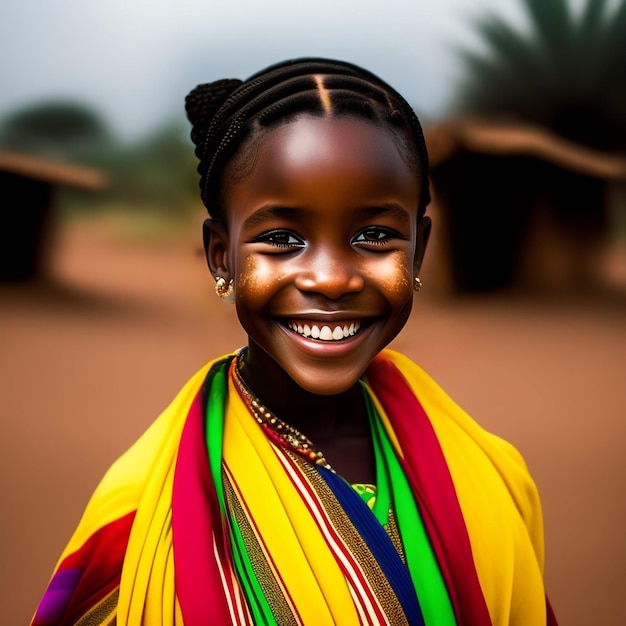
285, 320, 362, 341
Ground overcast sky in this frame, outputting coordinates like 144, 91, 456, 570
0, 0, 532, 140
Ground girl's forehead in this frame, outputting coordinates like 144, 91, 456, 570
262, 113, 394, 142
250, 115, 414, 173
222, 115, 421, 226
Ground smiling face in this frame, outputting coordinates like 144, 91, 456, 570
207, 115, 429, 396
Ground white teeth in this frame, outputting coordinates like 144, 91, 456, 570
287, 321, 362, 341
320, 326, 333, 340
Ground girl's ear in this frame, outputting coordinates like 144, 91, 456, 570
203, 218, 232, 280
413, 216, 432, 277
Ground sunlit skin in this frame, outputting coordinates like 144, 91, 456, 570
206, 115, 430, 481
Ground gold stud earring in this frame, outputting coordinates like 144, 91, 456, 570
215, 277, 235, 303
413, 276, 422, 292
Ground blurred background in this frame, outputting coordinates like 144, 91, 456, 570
1, 0, 625, 624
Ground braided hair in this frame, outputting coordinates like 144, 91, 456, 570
185, 58, 430, 223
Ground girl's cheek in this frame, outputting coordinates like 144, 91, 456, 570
237, 254, 284, 294
237, 255, 257, 292
370, 250, 412, 298
238, 250, 412, 301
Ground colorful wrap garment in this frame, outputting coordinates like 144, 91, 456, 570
31, 349, 557, 626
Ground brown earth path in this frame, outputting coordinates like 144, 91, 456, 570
1, 217, 625, 625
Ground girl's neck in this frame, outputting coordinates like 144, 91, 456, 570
236, 344, 375, 483
237, 345, 366, 437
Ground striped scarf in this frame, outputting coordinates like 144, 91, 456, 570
31, 350, 557, 625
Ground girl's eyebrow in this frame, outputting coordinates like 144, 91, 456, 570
242, 205, 298, 229
356, 204, 411, 223
243, 203, 411, 230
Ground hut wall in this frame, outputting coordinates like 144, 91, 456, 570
1, 172, 54, 280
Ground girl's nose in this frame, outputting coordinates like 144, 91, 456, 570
294, 248, 364, 299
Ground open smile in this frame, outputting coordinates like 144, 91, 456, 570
285, 320, 363, 342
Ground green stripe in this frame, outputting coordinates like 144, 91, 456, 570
204, 358, 277, 625
229, 517, 277, 626
205, 360, 230, 512
366, 390, 457, 626
367, 396, 393, 525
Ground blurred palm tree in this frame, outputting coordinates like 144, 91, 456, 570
455, 0, 626, 151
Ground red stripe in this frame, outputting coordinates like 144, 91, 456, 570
33, 512, 135, 626
279, 454, 381, 625
546, 594, 559, 625
172, 390, 234, 626
223, 463, 305, 625
213, 533, 252, 626
366, 355, 492, 626
278, 451, 386, 626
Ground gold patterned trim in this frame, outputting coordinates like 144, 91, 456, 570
222, 465, 301, 626
74, 586, 118, 626
291, 452, 410, 626
385, 506, 407, 564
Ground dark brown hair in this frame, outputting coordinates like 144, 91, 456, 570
185, 57, 430, 223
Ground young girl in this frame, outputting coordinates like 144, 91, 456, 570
31, 58, 557, 625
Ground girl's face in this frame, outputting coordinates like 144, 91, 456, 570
208, 115, 429, 395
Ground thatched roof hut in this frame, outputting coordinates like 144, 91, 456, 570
0, 150, 107, 280
426, 119, 626, 293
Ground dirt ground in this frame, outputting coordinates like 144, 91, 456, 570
1, 216, 625, 625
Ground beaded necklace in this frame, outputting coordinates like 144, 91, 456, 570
233, 353, 335, 473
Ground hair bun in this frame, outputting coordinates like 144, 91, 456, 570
185, 78, 243, 146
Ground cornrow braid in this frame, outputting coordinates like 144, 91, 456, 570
185, 57, 430, 222
185, 79, 243, 150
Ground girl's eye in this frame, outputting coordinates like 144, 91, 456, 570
255, 229, 305, 250
352, 227, 396, 247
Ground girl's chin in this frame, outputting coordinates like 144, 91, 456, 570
282, 362, 369, 396
244, 329, 383, 395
